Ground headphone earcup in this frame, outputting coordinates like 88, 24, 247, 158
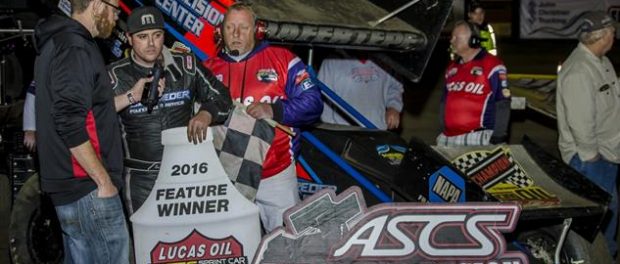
469, 35, 480, 48
466, 22, 481, 49
214, 26, 224, 51
254, 20, 265, 41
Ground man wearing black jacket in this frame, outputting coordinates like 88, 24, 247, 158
34, 0, 129, 262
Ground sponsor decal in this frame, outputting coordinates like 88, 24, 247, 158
235, 95, 284, 106
155, 0, 225, 37
298, 182, 337, 199
429, 166, 466, 203
502, 88, 511, 98
256, 69, 278, 82
500, 72, 509, 88
448, 67, 458, 77
470, 66, 483, 76
295, 70, 315, 91
452, 147, 560, 206
129, 90, 192, 114
254, 187, 526, 264
185, 55, 194, 71
150, 229, 247, 264
447, 81, 485, 95
376, 144, 406, 166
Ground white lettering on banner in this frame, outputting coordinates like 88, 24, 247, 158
333, 212, 506, 258
155, 184, 229, 216
158, 244, 207, 260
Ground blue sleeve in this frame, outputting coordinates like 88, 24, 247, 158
488, 64, 509, 101
488, 63, 510, 139
273, 57, 323, 126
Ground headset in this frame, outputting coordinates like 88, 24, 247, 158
214, 2, 266, 54
464, 21, 482, 49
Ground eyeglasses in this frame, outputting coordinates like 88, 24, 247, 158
101, 0, 121, 16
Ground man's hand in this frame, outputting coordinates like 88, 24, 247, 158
246, 103, 273, 120
187, 111, 213, 144
586, 154, 601, 162
23, 130, 36, 152
385, 107, 400, 130
131, 76, 165, 100
97, 181, 119, 198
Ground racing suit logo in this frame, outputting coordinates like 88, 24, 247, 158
256, 69, 278, 82
447, 81, 485, 95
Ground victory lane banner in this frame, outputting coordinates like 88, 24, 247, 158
131, 127, 261, 264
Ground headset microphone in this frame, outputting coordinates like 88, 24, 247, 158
228, 49, 240, 56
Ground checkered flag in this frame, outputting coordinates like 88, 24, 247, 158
504, 152, 534, 188
212, 105, 275, 201
452, 151, 487, 172
451, 148, 534, 188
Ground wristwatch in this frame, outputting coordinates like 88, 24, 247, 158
127, 92, 136, 104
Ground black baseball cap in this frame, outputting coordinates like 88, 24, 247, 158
127, 6, 165, 34
580, 11, 620, 33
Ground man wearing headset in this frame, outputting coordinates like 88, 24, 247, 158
204, 2, 322, 232
436, 20, 510, 146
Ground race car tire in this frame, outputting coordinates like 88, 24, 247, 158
517, 225, 611, 264
0, 174, 11, 263
9, 174, 63, 264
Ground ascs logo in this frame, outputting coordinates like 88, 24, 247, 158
254, 187, 527, 264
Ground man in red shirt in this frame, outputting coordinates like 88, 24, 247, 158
204, 2, 322, 232
437, 20, 510, 146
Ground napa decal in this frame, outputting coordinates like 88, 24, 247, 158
429, 166, 466, 203
150, 230, 247, 264
452, 146, 560, 206
254, 187, 527, 264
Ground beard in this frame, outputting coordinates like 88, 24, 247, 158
94, 9, 115, 38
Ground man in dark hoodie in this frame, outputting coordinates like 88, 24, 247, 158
33, 0, 129, 263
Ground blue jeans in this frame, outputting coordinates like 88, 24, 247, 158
55, 189, 130, 264
569, 155, 618, 256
